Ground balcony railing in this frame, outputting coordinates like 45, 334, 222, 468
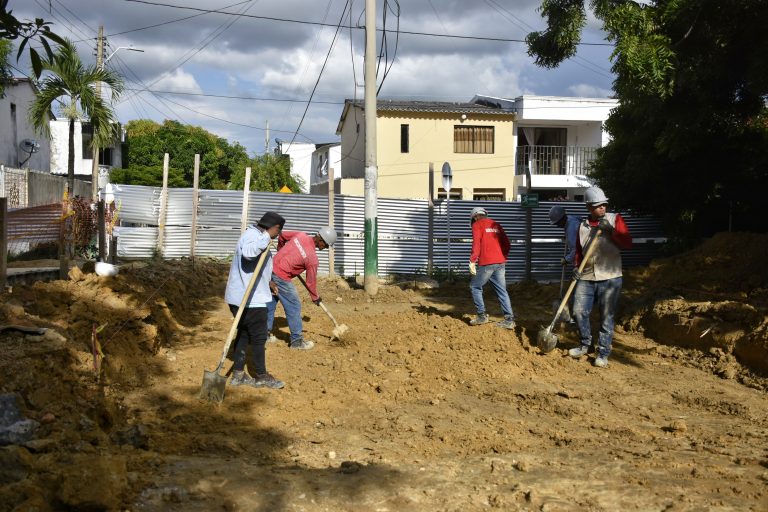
515, 145, 598, 176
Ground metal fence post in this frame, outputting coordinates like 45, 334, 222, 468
0, 198, 7, 289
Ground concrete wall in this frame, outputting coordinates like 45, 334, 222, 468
276, 141, 315, 193
50, 119, 123, 176
0, 80, 50, 172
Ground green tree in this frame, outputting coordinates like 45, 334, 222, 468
1, 0, 65, 96
0, 39, 11, 89
120, 119, 249, 189
229, 153, 304, 193
527, 0, 768, 235
28, 39, 124, 194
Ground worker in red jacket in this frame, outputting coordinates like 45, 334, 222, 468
568, 187, 632, 368
266, 227, 337, 350
468, 207, 515, 329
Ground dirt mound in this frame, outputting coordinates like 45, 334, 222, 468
1, 242, 767, 510
623, 232, 768, 374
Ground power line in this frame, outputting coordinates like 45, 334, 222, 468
124, 87, 344, 104
123, 0, 613, 46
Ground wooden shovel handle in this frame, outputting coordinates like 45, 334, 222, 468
551, 229, 602, 327
218, 241, 273, 368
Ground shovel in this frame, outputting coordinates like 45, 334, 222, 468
551, 250, 573, 325
296, 274, 350, 341
537, 229, 602, 353
200, 243, 272, 403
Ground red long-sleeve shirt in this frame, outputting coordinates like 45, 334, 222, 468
274, 231, 320, 301
470, 217, 510, 265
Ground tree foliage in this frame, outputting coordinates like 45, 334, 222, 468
1, 0, 65, 96
527, 0, 768, 235
120, 119, 304, 192
29, 39, 124, 194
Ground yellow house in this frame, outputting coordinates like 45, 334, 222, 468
334, 99, 517, 201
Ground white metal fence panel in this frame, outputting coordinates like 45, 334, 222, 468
113, 185, 666, 281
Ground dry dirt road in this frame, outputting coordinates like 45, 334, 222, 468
1, 233, 767, 511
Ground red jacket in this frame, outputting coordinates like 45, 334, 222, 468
470, 217, 510, 265
273, 231, 320, 301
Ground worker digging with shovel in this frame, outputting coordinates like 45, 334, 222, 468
567, 187, 633, 368
266, 227, 345, 348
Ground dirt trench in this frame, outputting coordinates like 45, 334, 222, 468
1, 232, 767, 511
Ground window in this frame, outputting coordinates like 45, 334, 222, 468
99, 147, 113, 166
400, 124, 409, 153
454, 125, 494, 154
473, 188, 505, 201
437, 188, 462, 200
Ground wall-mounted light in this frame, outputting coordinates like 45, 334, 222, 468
460, 113, 467, 122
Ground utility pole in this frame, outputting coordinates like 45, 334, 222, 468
265, 120, 270, 153
91, 25, 103, 201
364, 0, 378, 295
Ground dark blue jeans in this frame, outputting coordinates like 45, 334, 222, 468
267, 275, 304, 343
572, 277, 622, 358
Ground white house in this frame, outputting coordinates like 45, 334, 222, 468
472, 94, 618, 201
0, 78, 50, 172
274, 140, 316, 193
49, 119, 123, 183
309, 143, 342, 194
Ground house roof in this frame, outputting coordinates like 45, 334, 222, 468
336, 98, 514, 133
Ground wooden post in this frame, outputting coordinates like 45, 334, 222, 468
427, 162, 434, 275
190, 154, 200, 261
59, 198, 68, 279
0, 198, 7, 289
240, 166, 251, 234
156, 153, 169, 258
327, 166, 335, 277
97, 199, 106, 261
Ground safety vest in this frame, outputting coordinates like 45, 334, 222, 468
578, 212, 623, 280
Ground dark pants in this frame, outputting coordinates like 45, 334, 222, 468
229, 305, 268, 375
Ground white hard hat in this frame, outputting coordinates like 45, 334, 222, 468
318, 227, 337, 246
549, 206, 566, 225
584, 186, 609, 206
470, 207, 487, 219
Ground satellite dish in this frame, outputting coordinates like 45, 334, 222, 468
20, 139, 40, 154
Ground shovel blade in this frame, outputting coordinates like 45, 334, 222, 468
331, 323, 350, 340
199, 368, 228, 403
537, 326, 559, 353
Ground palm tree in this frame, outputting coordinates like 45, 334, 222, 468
28, 39, 124, 194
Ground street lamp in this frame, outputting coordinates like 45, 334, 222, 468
104, 45, 144, 65
442, 162, 453, 277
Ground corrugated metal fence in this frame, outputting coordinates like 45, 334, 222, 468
113, 184, 666, 281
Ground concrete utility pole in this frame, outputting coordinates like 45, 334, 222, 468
364, 0, 378, 295
91, 25, 104, 201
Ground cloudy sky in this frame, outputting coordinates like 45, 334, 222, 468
11, 0, 615, 155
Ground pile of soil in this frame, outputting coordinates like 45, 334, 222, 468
0, 233, 766, 510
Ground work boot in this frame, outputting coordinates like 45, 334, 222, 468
266, 334, 278, 344
568, 345, 589, 358
230, 370, 257, 387
469, 313, 489, 326
252, 373, 285, 389
496, 316, 515, 330
593, 356, 609, 368
289, 339, 315, 350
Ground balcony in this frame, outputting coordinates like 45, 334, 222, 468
515, 145, 598, 176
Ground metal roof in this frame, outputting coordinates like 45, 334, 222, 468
344, 98, 512, 115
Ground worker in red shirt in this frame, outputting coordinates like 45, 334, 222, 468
568, 187, 632, 368
468, 207, 515, 329
266, 227, 337, 350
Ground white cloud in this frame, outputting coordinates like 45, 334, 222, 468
567, 83, 614, 98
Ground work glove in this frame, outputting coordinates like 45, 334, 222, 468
468, 261, 477, 276
572, 268, 583, 281
313, 297, 323, 306
597, 218, 613, 234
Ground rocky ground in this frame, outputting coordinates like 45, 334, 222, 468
1, 232, 766, 511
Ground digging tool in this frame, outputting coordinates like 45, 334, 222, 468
200, 243, 272, 403
551, 247, 573, 324
537, 229, 602, 353
296, 274, 350, 340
